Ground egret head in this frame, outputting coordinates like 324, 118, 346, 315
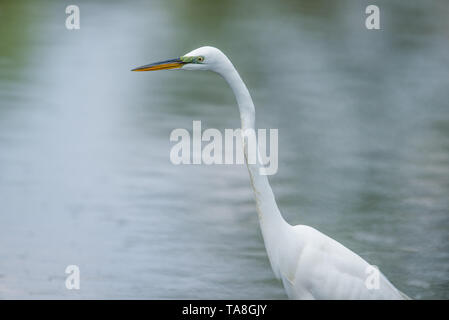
131, 46, 229, 74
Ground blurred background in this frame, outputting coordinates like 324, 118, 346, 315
0, 0, 448, 299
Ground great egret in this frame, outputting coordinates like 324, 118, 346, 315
132, 46, 410, 300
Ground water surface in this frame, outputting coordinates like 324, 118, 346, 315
0, 0, 448, 299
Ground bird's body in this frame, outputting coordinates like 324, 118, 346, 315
133, 46, 409, 299
271, 224, 407, 299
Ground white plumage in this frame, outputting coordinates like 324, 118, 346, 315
133, 46, 410, 300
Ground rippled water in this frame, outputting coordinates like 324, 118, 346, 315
0, 0, 448, 299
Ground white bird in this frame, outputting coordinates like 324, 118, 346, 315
132, 46, 410, 300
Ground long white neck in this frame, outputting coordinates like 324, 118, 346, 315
217, 59, 290, 277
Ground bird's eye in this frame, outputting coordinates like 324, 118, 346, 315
197, 56, 204, 63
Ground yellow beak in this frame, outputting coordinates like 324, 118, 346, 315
131, 58, 184, 71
